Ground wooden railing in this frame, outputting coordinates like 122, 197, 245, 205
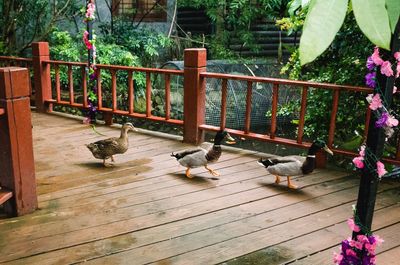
1, 42, 399, 166
0, 56, 34, 95
0, 68, 37, 217
198, 72, 399, 165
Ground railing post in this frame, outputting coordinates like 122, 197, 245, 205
183, 48, 207, 144
32, 42, 52, 112
0, 67, 38, 216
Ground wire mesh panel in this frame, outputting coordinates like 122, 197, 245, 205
161, 60, 301, 135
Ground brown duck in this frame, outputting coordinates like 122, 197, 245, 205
171, 130, 235, 178
86, 123, 137, 166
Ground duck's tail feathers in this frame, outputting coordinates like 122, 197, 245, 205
257, 158, 275, 168
171, 152, 178, 158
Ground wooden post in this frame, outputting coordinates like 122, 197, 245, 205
183, 48, 207, 144
354, 21, 400, 234
32, 42, 52, 112
0, 67, 38, 216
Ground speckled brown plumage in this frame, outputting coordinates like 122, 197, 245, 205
86, 123, 136, 166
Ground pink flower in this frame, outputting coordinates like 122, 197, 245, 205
396, 62, 400, 78
346, 248, 357, 257
83, 117, 91, 124
376, 161, 387, 178
354, 240, 364, 250
357, 234, 369, 243
353, 156, 364, 169
375, 235, 384, 245
359, 145, 366, 157
365, 242, 376, 253
380, 61, 394, 77
371, 47, 384, 65
366, 93, 383, 110
394, 86, 398, 94
386, 114, 399, 127
333, 252, 343, 264
394, 51, 400, 61
347, 218, 361, 232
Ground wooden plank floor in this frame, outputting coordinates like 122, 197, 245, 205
0, 111, 399, 265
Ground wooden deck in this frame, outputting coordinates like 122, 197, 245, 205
0, 111, 399, 265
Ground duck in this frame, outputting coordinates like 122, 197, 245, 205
257, 140, 333, 189
171, 130, 236, 178
86, 122, 137, 167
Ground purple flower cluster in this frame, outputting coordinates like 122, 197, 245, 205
334, 234, 382, 265
364, 56, 376, 88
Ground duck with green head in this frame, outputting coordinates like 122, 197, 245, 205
171, 130, 235, 178
257, 140, 333, 189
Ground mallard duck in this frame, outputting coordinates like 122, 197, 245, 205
257, 140, 333, 189
171, 130, 235, 178
86, 123, 137, 167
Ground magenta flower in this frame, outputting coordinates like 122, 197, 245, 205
375, 112, 389, 128
365, 72, 376, 88
376, 161, 387, 178
333, 252, 343, 264
394, 51, 400, 61
353, 156, 364, 169
386, 114, 399, 127
371, 47, 384, 66
366, 94, 383, 110
359, 145, 366, 157
347, 218, 361, 232
380, 61, 394, 77
366, 56, 375, 70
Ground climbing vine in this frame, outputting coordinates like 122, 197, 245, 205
83, 0, 98, 123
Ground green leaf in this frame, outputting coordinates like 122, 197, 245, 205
352, 0, 391, 50
386, 0, 400, 33
299, 0, 348, 65
288, 0, 301, 16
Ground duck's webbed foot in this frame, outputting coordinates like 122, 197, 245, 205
103, 159, 114, 168
185, 168, 193, 178
274, 175, 281, 184
287, 176, 298, 189
205, 165, 220, 177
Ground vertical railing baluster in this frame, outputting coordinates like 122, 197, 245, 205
328, 89, 340, 148
68, 65, 74, 104
220, 79, 228, 130
396, 137, 400, 161
244, 81, 253, 134
111, 70, 117, 111
55, 65, 61, 102
297, 86, 308, 143
97, 68, 102, 110
165, 74, 171, 120
82, 66, 88, 108
128, 71, 134, 114
270, 83, 279, 139
146, 72, 151, 117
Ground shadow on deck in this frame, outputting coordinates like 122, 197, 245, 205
0, 111, 399, 265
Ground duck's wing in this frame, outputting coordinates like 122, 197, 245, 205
258, 157, 299, 168
173, 148, 208, 168
266, 159, 303, 177
171, 148, 204, 160
91, 137, 119, 150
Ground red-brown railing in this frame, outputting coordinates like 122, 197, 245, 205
0, 56, 34, 95
1, 43, 399, 166
41, 60, 184, 125
199, 72, 400, 165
